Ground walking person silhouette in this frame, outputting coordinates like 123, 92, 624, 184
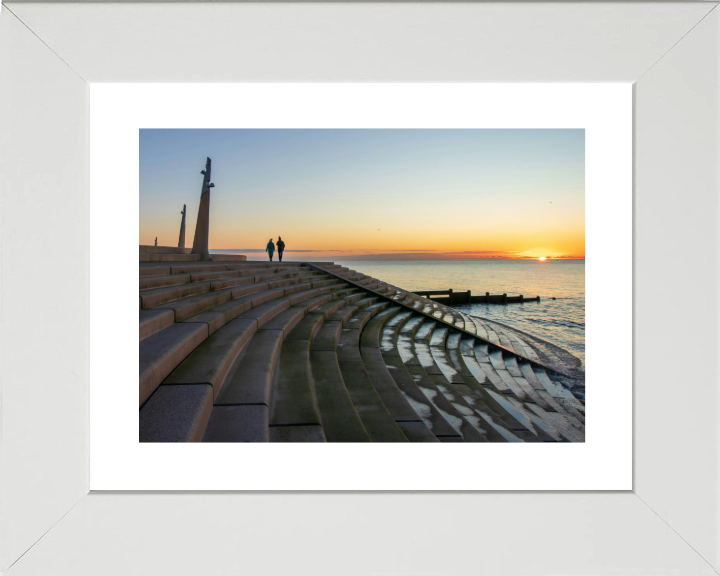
277, 236, 285, 262
266, 238, 275, 261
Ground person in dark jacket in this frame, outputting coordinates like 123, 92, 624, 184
266, 238, 275, 261
277, 236, 285, 262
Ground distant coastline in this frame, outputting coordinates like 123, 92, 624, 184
208, 249, 585, 262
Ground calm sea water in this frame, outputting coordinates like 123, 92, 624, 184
334, 260, 585, 365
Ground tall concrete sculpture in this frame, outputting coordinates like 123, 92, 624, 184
178, 204, 186, 249
155, 237, 158, 247
191, 157, 214, 261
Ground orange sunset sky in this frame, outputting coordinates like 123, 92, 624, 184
140, 129, 584, 260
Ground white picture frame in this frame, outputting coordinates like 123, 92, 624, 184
1, 2, 718, 574
91, 82, 631, 492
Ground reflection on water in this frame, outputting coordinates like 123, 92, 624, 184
336, 260, 585, 364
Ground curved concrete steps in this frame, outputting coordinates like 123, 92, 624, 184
380, 313, 465, 441
139, 270, 346, 407
324, 265, 586, 434
337, 304, 408, 442
359, 309, 438, 443
139, 261, 585, 442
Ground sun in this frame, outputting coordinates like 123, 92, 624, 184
538, 257, 547, 261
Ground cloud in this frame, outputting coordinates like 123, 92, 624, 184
354, 249, 436, 253
334, 253, 446, 261
333, 252, 585, 261
441, 250, 512, 255
333, 252, 515, 261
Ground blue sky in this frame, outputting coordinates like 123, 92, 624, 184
140, 129, 584, 259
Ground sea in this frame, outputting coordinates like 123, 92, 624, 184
335, 260, 585, 366
216, 253, 585, 366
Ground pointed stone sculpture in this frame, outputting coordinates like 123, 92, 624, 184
178, 204, 186, 249
191, 157, 214, 261
155, 237, 158, 247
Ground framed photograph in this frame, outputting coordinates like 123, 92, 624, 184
95, 83, 627, 492
1, 2, 718, 575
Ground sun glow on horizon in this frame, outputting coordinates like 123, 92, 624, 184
538, 257, 547, 261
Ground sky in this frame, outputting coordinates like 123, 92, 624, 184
139, 129, 584, 260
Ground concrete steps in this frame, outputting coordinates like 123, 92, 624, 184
355, 309, 438, 442
442, 336, 524, 442
139, 273, 191, 291
139, 261, 585, 442
139, 270, 355, 441
208, 254, 248, 261
449, 343, 538, 442
140, 245, 192, 254
310, 348, 371, 442
428, 339, 510, 443
379, 312, 460, 439
140, 253, 201, 262
307, 297, 372, 442
534, 367, 586, 417
405, 318, 490, 442
139, 309, 174, 341
336, 303, 407, 442
140, 282, 212, 310
517, 361, 584, 429
357, 308, 437, 442
139, 322, 209, 407
468, 344, 561, 441
139, 247, 249, 262
268, 290, 364, 442
139, 263, 321, 292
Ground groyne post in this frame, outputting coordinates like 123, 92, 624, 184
467, 290, 471, 304
503, 293, 508, 304
486, 292, 490, 304
520, 294, 524, 303
449, 288, 454, 305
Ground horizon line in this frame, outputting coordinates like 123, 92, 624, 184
209, 251, 585, 261
208, 249, 585, 258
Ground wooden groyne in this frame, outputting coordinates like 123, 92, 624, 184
412, 289, 540, 305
